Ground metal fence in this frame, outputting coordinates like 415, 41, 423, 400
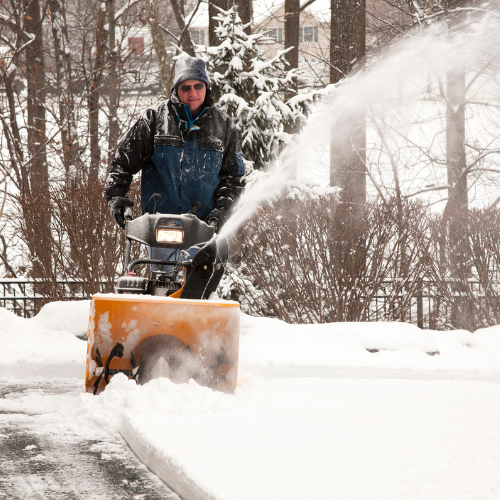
0, 279, 92, 318
0, 278, 496, 329
369, 279, 495, 330
370, 283, 441, 329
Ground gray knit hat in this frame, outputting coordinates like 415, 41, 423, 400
173, 55, 210, 89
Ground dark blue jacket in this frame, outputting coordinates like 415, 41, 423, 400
106, 90, 244, 220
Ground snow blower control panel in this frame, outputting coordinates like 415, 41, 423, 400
125, 213, 215, 249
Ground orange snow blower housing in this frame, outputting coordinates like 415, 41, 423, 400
85, 209, 239, 395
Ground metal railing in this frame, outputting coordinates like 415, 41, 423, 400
0, 279, 93, 318
368, 279, 496, 330
1, 278, 497, 329
370, 284, 440, 329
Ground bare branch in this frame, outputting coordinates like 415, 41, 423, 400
404, 185, 449, 199
0, 234, 17, 278
114, 0, 142, 23
147, 17, 179, 43
299, 0, 317, 12
363, 3, 408, 37
183, 0, 204, 33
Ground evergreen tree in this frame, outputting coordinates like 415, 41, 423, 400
199, 7, 318, 170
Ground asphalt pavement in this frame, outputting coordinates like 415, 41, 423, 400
0, 380, 180, 500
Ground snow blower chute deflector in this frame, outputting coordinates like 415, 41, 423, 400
85, 207, 240, 395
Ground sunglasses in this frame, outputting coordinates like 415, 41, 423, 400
179, 83, 205, 92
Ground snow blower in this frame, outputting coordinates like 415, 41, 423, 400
85, 204, 239, 395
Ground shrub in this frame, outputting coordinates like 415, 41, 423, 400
15, 176, 144, 300
220, 194, 433, 324
429, 207, 500, 330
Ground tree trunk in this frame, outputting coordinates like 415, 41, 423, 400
24, 0, 48, 197
283, 0, 300, 179
284, 0, 299, 74
329, 119, 366, 202
24, 0, 53, 279
89, 5, 107, 176
330, 0, 366, 84
106, 0, 120, 169
234, 0, 253, 33
445, 67, 468, 227
209, 0, 229, 47
59, 0, 81, 174
444, 66, 469, 327
170, 0, 196, 55
145, 0, 173, 95
49, 0, 80, 178
329, 0, 366, 204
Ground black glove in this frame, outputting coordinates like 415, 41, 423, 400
205, 208, 226, 233
108, 196, 134, 228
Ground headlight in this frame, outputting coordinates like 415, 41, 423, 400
156, 229, 184, 243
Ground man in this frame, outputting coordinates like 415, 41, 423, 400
106, 55, 244, 233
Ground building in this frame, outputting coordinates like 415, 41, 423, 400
253, 0, 330, 88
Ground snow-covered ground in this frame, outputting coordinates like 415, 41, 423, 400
1, 300, 500, 499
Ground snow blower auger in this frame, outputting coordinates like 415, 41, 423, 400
85, 204, 239, 395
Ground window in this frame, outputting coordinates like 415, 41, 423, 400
191, 30, 205, 45
263, 27, 283, 43
128, 37, 144, 54
130, 70, 141, 83
299, 26, 318, 43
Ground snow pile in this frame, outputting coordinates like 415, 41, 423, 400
240, 314, 500, 380
118, 315, 500, 500
0, 301, 89, 379
3, 299, 499, 382
29, 300, 91, 339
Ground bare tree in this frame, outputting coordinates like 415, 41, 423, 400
106, 0, 120, 167
88, 3, 107, 176
48, 0, 82, 178
24, 0, 49, 197
442, 65, 468, 270
9, 0, 65, 285
0, 0, 162, 284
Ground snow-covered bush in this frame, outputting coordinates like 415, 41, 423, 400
199, 7, 320, 170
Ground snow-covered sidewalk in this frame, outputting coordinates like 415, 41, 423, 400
1, 301, 500, 499
120, 374, 500, 500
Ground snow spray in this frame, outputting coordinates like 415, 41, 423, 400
219, 5, 500, 240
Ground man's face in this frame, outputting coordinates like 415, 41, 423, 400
177, 80, 206, 115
